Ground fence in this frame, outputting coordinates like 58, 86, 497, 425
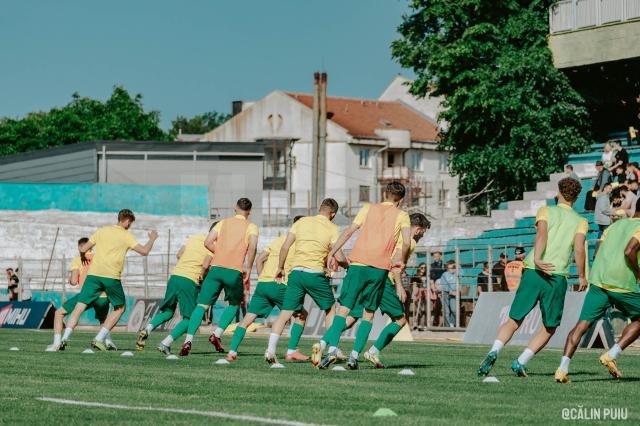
550, 0, 640, 34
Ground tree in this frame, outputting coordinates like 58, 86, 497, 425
0, 86, 167, 156
392, 0, 592, 213
169, 111, 230, 139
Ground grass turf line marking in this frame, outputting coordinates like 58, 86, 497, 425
38, 397, 328, 426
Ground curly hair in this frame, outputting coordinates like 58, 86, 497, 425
558, 177, 582, 203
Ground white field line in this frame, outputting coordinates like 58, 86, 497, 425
37, 397, 328, 426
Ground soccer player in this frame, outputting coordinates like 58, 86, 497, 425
555, 201, 640, 383
478, 178, 588, 377
264, 198, 346, 365
226, 216, 309, 362
318, 182, 411, 369
135, 226, 215, 354
61, 209, 158, 351
46, 237, 113, 352
179, 198, 259, 356
344, 212, 430, 369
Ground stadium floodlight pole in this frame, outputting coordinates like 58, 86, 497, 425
455, 246, 460, 328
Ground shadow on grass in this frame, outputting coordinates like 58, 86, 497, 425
384, 363, 431, 370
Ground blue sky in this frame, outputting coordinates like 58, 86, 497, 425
1, 0, 413, 129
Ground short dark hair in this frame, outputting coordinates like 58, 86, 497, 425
633, 162, 639, 168
631, 180, 639, 186
446, 260, 456, 266
596, 160, 604, 166
209, 221, 219, 232
432, 251, 442, 256
6, 268, 13, 272
78, 237, 89, 245
118, 209, 135, 222
320, 198, 339, 213
483, 261, 489, 268
619, 185, 629, 192
384, 181, 406, 201
499, 253, 506, 259
293, 215, 304, 223
565, 164, 573, 171
410, 212, 430, 229
236, 198, 252, 211
558, 177, 582, 203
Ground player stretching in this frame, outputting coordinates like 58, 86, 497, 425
264, 198, 346, 365
344, 213, 430, 369
179, 198, 258, 356
227, 216, 309, 362
555, 202, 640, 383
61, 209, 158, 350
46, 238, 114, 351
478, 178, 588, 377
318, 182, 411, 369
136, 227, 215, 353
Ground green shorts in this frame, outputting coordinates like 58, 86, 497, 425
509, 269, 567, 328
351, 278, 404, 319
197, 266, 243, 306
339, 265, 389, 311
282, 270, 335, 312
63, 294, 109, 322
247, 281, 287, 318
158, 275, 199, 319
78, 275, 126, 307
579, 284, 640, 322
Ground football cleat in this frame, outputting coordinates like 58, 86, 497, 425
335, 348, 347, 362
311, 343, 322, 367
264, 351, 278, 365
45, 343, 60, 352
346, 355, 359, 370
318, 351, 337, 370
285, 350, 310, 362
157, 343, 172, 355
209, 334, 225, 353
105, 340, 118, 351
179, 341, 192, 357
477, 351, 497, 377
91, 340, 108, 352
364, 351, 385, 369
554, 368, 570, 384
135, 329, 148, 351
511, 360, 529, 377
59, 340, 67, 351
599, 352, 622, 379
226, 352, 237, 362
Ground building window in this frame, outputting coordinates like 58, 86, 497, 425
410, 152, 423, 171
439, 154, 448, 172
387, 151, 403, 167
359, 149, 370, 168
438, 188, 450, 208
359, 185, 370, 202
262, 140, 288, 190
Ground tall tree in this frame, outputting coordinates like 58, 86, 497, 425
169, 111, 230, 139
0, 86, 167, 156
392, 0, 592, 213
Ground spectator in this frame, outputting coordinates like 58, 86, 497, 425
491, 253, 508, 289
601, 142, 613, 168
6, 268, 19, 301
429, 251, 445, 283
610, 140, 629, 172
410, 263, 431, 330
503, 247, 526, 291
630, 180, 639, 195
564, 164, 580, 181
620, 185, 638, 217
476, 262, 491, 296
436, 260, 460, 327
625, 163, 638, 184
630, 126, 638, 145
614, 165, 626, 185
633, 162, 640, 182
594, 183, 613, 237
586, 161, 611, 211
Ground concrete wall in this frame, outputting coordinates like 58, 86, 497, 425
0, 147, 96, 183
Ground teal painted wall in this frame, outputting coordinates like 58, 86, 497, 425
0, 183, 208, 217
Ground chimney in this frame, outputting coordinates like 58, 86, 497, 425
232, 101, 244, 117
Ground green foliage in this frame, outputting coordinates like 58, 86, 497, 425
168, 111, 230, 139
0, 87, 168, 156
392, 0, 593, 213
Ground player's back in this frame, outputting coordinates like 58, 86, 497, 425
288, 215, 338, 271
88, 225, 138, 279
172, 233, 212, 283
211, 216, 258, 272
590, 218, 640, 291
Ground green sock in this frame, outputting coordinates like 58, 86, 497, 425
187, 305, 207, 336
288, 322, 305, 351
169, 319, 189, 340
324, 315, 347, 347
373, 322, 403, 352
149, 309, 175, 329
230, 326, 247, 352
353, 320, 373, 354
218, 305, 239, 330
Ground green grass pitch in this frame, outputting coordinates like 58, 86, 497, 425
1, 329, 638, 424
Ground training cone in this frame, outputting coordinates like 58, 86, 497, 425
82, 349, 94, 354
270, 363, 285, 369
121, 351, 134, 357
483, 376, 500, 383
373, 408, 397, 417
9, 347, 19, 351
215, 359, 230, 365
332, 366, 346, 371
398, 369, 415, 376
166, 354, 179, 360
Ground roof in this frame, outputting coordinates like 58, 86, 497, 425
285, 92, 439, 142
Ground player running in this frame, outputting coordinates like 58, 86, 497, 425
46, 237, 114, 352
264, 198, 347, 365
318, 182, 411, 369
179, 198, 258, 356
226, 216, 309, 362
135, 227, 215, 354
555, 203, 640, 383
343, 213, 430, 369
60, 209, 158, 351
478, 178, 588, 377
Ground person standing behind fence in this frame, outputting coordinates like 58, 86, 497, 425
595, 183, 613, 238
6, 268, 19, 301
502, 247, 526, 291
437, 260, 459, 327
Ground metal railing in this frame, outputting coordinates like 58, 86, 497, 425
550, 0, 640, 34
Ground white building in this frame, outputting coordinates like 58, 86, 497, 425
201, 77, 460, 222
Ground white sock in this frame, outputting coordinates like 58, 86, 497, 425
368, 346, 379, 355
350, 350, 359, 359
53, 334, 61, 346
608, 344, 622, 359
62, 327, 73, 341
214, 327, 224, 338
145, 323, 154, 334
228, 350, 237, 356
267, 333, 280, 355
185, 334, 194, 343
320, 340, 327, 351
490, 340, 504, 354
517, 348, 535, 365
161, 335, 174, 347
287, 349, 296, 356
559, 356, 571, 373
95, 327, 109, 342
328, 346, 337, 354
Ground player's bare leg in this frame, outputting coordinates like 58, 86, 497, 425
60, 302, 89, 346
46, 308, 68, 351
265, 309, 296, 364
478, 318, 522, 376
555, 320, 592, 383
511, 325, 556, 377
92, 305, 126, 351
600, 319, 640, 379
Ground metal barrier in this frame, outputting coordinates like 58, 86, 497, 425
550, 0, 640, 34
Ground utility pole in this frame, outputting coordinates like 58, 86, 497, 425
311, 72, 321, 211
318, 72, 327, 206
